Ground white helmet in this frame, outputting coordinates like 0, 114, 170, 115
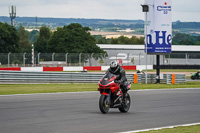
110, 60, 119, 73
110, 60, 118, 68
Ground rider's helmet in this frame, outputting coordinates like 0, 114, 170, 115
110, 60, 119, 73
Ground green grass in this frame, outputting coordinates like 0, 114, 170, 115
124, 69, 198, 73
159, 69, 198, 72
138, 124, 200, 133
132, 81, 200, 90
0, 83, 98, 95
0, 81, 199, 95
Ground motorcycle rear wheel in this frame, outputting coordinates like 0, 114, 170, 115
119, 93, 131, 113
99, 95, 110, 114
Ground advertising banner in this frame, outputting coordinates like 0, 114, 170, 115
144, 0, 172, 54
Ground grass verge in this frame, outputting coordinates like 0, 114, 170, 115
0, 81, 199, 95
138, 124, 200, 133
132, 81, 200, 90
125, 69, 199, 72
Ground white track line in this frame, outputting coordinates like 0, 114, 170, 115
0, 88, 200, 97
0, 91, 99, 96
119, 123, 200, 133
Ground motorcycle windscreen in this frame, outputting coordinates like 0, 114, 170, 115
100, 72, 115, 85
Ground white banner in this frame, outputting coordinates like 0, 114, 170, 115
144, 0, 172, 54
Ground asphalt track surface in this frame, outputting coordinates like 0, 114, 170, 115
0, 88, 200, 133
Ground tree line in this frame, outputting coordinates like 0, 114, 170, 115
0, 22, 105, 54
94, 33, 200, 45
1, 22, 200, 55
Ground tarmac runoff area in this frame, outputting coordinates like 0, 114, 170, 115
0, 88, 200, 133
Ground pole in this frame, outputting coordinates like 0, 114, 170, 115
90, 53, 94, 66
127, 53, 129, 65
52, 53, 55, 67
23, 52, 26, 67
145, 12, 148, 84
66, 53, 68, 66
139, 53, 141, 65
38, 53, 40, 66
156, 55, 160, 83
32, 44, 34, 67
8, 52, 11, 67
79, 53, 81, 66
9, 5, 16, 26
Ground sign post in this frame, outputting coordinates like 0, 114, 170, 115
142, 0, 172, 83
141, 4, 149, 84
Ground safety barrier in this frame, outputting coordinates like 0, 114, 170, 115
0, 71, 185, 84
133, 74, 186, 84
0, 65, 153, 72
0, 71, 134, 83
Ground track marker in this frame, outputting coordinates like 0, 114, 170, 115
119, 123, 200, 133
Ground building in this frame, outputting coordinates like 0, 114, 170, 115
96, 44, 200, 65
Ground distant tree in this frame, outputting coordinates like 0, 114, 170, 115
29, 30, 39, 43
48, 23, 105, 54
135, 37, 144, 44
118, 36, 131, 44
110, 37, 118, 44
110, 35, 144, 44
34, 26, 51, 53
196, 41, 200, 45
18, 26, 31, 52
48, 23, 106, 63
172, 33, 197, 45
93, 35, 109, 44
0, 22, 19, 53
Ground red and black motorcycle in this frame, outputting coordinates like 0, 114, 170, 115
98, 71, 131, 114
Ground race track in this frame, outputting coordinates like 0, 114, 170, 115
0, 88, 200, 133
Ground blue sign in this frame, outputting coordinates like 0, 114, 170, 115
146, 30, 172, 54
157, 6, 171, 14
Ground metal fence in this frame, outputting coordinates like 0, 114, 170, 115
0, 71, 185, 84
137, 74, 186, 84
0, 71, 134, 83
1, 52, 200, 67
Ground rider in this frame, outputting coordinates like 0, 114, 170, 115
107, 60, 128, 94
196, 70, 200, 78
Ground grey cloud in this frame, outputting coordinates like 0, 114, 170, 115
0, 0, 199, 21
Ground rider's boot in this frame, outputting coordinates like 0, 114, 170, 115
122, 88, 128, 104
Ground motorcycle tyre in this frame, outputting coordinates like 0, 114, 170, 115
99, 95, 110, 114
119, 93, 131, 113
191, 76, 195, 80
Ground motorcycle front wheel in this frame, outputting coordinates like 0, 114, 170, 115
191, 76, 195, 80
99, 95, 110, 114
119, 93, 131, 113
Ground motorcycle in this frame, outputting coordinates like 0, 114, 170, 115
98, 71, 131, 114
191, 72, 200, 80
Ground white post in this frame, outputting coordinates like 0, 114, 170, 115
79, 53, 82, 66
8, 52, 11, 67
90, 53, 94, 66
186, 53, 188, 65
66, 53, 68, 66
23, 52, 26, 67
52, 53, 55, 67
32, 44, 34, 67
38, 53, 40, 66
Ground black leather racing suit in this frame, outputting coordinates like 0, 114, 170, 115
107, 65, 128, 93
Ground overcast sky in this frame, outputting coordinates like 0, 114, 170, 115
0, 0, 200, 22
